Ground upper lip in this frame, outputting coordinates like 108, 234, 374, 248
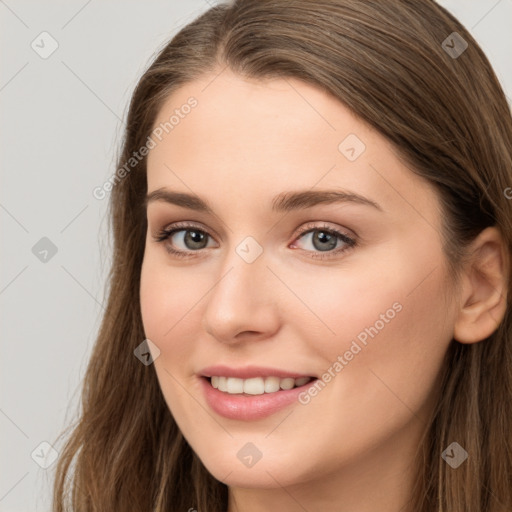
199, 365, 316, 379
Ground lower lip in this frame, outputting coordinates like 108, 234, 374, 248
199, 376, 317, 421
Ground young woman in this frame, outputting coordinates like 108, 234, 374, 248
52, 1, 512, 510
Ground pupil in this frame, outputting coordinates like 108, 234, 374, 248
313, 231, 337, 251
185, 230, 207, 249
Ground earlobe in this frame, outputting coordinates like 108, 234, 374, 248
453, 226, 510, 344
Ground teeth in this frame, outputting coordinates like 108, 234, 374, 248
264, 376, 280, 393
280, 377, 295, 390
244, 377, 265, 395
210, 376, 313, 395
227, 377, 244, 394
295, 376, 310, 386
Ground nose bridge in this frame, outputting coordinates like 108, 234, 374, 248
202, 235, 279, 342
214, 234, 268, 299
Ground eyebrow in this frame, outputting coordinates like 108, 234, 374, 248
145, 188, 383, 213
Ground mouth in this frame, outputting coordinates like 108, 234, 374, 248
202, 375, 318, 396
199, 368, 320, 420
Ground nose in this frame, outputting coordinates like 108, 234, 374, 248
202, 245, 281, 345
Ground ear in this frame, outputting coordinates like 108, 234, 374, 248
453, 226, 510, 344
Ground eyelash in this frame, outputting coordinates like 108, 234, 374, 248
153, 221, 357, 261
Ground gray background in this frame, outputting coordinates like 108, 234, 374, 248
1, 1, 511, 510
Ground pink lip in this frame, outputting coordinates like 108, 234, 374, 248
199, 364, 315, 379
199, 374, 318, 421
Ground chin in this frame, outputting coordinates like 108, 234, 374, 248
197, 448, 312, 489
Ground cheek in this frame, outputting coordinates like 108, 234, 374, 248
310, 262, 452, 430
140, 254, 193, 369
139, 255, 205, 422
288, 243, 453, 413
140, 251, 200, 339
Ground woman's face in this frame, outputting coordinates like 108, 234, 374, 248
140, 69, 457, 497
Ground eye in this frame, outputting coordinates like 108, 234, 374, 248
152, 221, 357, 260
290, 222, 356, 259
153, 222, 217, 258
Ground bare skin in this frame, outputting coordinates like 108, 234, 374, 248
139, 68, 509, 512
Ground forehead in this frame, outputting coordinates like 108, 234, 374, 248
150, 69, 363, 161
146, 69, 440, 225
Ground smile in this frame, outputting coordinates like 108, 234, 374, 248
209, 375, 314, 395
200, 374, 319, 421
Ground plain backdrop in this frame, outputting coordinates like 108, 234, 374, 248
1, 1, 511, 510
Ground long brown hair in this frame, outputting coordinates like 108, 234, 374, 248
52, 1, 512, 510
